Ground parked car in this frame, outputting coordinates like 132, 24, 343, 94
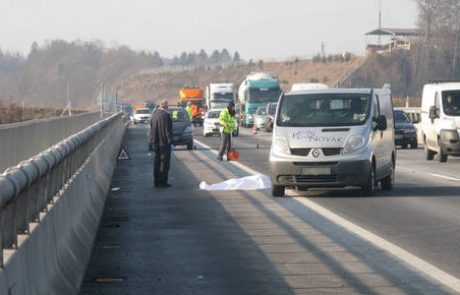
254, 106, 267, 130
394, 110, 417, 149
133, 108, 152, 124
169, 107, 194, 150
421, 81, 460, 162
203, 109, 239, 137
269, 85, 395, 197
264, 102, 278, 132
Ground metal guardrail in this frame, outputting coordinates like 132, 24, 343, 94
0, 113, 124, 267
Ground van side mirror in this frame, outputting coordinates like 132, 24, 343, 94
373, 115, 387, 131
429, 106, 439, 119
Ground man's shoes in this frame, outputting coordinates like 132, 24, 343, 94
216, 156, 223, 161
157, 183, 172, 188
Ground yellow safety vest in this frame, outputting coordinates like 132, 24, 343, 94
185, 106, 193, 120
219, 109, 236, 134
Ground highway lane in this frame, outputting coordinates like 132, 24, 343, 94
194, 126, 460, 280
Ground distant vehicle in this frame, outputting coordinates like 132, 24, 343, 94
206, 83, 236, 110
121, 102, 133, 118
290, 83, 329, 91
421, 81, 460, 162
254, 106, 267, 130
180, 86, 205, 126
269, 85, 395, 197
203, 109, 239, 137
264, 102, 278, 132
238, 72, 281, 127
143, 99, 156, 112
169, 107, 194, 150
133, 108, 152, 124
394, 109, 417, 149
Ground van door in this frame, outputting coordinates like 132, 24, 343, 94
379, 93, 395, 177
427, 92, 441, 149
371, 94, 385, 176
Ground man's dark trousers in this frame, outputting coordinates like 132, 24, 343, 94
218, 133, 232, 159
154, 145, 171, 186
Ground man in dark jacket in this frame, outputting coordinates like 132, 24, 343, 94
150, 100, 173, 188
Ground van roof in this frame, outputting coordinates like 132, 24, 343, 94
424, 82, 460, 91
285, 88, 381, 96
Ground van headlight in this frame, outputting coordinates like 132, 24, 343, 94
273, 137, 290, 155
184, 126, 193, 134
342, 135, 366, 154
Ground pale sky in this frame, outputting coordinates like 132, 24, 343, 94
0, 0, 418, 60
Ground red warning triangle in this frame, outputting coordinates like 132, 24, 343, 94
118, 148, 130, 160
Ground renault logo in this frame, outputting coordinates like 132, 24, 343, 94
312, 148, 321, 158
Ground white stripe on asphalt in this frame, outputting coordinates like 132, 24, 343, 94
194, 138, 460, 293
429, 173, 460, 182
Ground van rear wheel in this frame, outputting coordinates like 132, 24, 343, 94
424, 145, 435, 160
272, 185, 285, 197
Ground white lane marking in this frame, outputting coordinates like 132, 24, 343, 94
194, 139, 460, 293
430, 173, 460, 182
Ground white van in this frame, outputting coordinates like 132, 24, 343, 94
421, 81, 460, 162
269, 85, 395, 197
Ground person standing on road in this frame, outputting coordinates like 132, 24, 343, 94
185, 102, 193, 121
150, 100, 173, 188
217, 102, 237, 161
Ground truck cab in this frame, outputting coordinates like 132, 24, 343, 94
238, 73, 281, 127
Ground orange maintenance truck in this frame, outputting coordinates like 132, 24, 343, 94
179, 86, 205, 126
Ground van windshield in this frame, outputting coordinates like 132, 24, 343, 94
442, 91, 460, 116
277, 93, 371, 127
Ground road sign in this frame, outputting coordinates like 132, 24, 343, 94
118, 148, 130, 160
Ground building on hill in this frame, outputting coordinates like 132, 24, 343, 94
365, 28, 422, 55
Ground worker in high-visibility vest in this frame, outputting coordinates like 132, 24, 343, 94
185, 102, 193, 121
217, 102, 236, 161
171, 110, 179, 120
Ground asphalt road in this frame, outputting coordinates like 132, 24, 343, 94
196, 126, 460, 280
81, 124, 460, 294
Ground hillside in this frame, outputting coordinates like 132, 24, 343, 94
117, 57, 365, 105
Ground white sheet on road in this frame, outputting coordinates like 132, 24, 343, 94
199, 174, 272, 191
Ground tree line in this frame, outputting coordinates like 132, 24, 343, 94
0, 41, 243, 108
170, 49, 241, 66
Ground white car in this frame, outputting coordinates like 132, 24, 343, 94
203, 109, 239, 137
133, 108, 152, 124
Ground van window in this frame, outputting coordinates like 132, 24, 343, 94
442, 91, 460, 116
434, 92, 440, 109
277, 93, 371, 127
373, 95, 380, 117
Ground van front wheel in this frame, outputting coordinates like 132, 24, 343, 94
272, 185, 285, 197
361, 166, 375, 196
438, 148, 448, 162
381, 166, 394, 191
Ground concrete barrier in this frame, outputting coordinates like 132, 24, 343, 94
0, 114, 126, 295
0, 112, 101, 172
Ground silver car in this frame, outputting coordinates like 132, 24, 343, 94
254, 106, 267, 130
